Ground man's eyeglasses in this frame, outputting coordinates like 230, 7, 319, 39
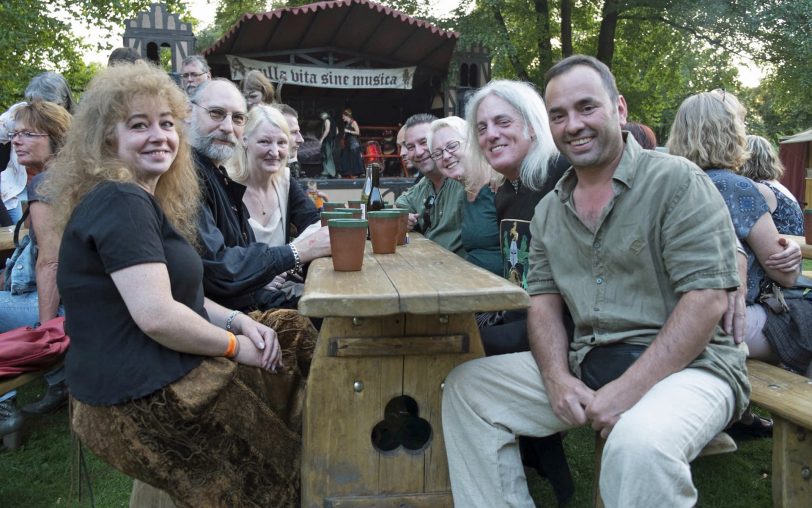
7, 131, 48, 142
191, 102, 247, 126
181, 71, 207, 81
429, 140, 461, 160
422, 194, 436, 232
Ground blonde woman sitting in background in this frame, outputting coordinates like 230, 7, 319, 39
228, 104, 322, 306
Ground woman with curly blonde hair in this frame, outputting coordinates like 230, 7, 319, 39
49, 61, 312, 507
46, 67, 199, 243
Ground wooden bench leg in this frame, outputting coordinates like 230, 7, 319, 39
772, 418, 812, 508
593, 433, 606, 508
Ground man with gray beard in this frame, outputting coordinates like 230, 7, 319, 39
189, 79, 329, 311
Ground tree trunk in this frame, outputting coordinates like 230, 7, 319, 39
490, 5, 531, 81
534, 0, 553, 74
560, 0, 573, 58
596, 0, 621, 68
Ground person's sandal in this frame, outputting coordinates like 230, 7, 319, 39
727, 413, 773, 440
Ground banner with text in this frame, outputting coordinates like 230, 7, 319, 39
227, 55, 416, 90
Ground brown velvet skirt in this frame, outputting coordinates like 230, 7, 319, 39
71, 309, 316, 508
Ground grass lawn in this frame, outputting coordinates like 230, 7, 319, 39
2, 378, 772, 507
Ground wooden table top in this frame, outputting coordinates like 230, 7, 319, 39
0, 227, 23, 256
299, 235, 529, 317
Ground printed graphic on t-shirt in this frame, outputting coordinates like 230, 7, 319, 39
500, 219, 531, 289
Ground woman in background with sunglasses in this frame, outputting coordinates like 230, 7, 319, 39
0, 100, 71, 449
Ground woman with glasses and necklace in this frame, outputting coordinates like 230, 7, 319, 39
0, 100, 72, 448
429, 116, 501, 276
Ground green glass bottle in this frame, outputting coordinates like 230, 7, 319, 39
367, 165, 384, 212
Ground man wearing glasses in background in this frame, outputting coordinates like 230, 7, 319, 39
188, 79, 330, 312
181, 55, 211, 95
395, 114, 466, 256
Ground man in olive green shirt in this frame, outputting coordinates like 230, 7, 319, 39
442, 56, 748, 508
395, 114, 465, 256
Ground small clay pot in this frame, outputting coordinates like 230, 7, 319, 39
328, 219, 368, 271
347, 200, 365, 209
367, 210, 401, 254
390, 207, 410, 246
334, 207, 362, 219
321, 210, 354, 227
805, 210, 812, 245
322, 202, 345, 212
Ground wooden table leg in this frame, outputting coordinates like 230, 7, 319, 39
302, 313, 484, 508
772, 418, 812, 508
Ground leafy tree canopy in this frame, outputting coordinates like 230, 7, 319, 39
0, 0, 190, 110
3, 0, 807, 142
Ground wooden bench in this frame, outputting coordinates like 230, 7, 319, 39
1, 364, 60, 450
746, 359, 812, 507
593, 359, 812, 507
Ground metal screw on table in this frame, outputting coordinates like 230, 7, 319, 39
352, 316, 364, 326
353, 381, 364, 393
802, 466, 811, 481
438, 315, 449, 324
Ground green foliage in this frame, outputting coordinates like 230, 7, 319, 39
0, 1, 87, 110
611, 20, 739, 140
0, 0, 189, 111
446, 0, 810, 143
214, 0, 269, 33
195, 0, 269, 52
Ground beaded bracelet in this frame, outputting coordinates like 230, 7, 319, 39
225, 310, 242, 332
289, 242, 302, 271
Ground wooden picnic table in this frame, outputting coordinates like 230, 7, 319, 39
299, 234, 529, 507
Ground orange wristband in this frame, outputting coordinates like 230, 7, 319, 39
224, 332, 238, 359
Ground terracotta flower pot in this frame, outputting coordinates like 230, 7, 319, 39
334, 207, 362, 219
390, 207, 409, 246
321, 210, 354, 227
322, 202, 345, 212
328, 219, 368, 271
347, 200, 365, 209
367, 210, 401, 254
